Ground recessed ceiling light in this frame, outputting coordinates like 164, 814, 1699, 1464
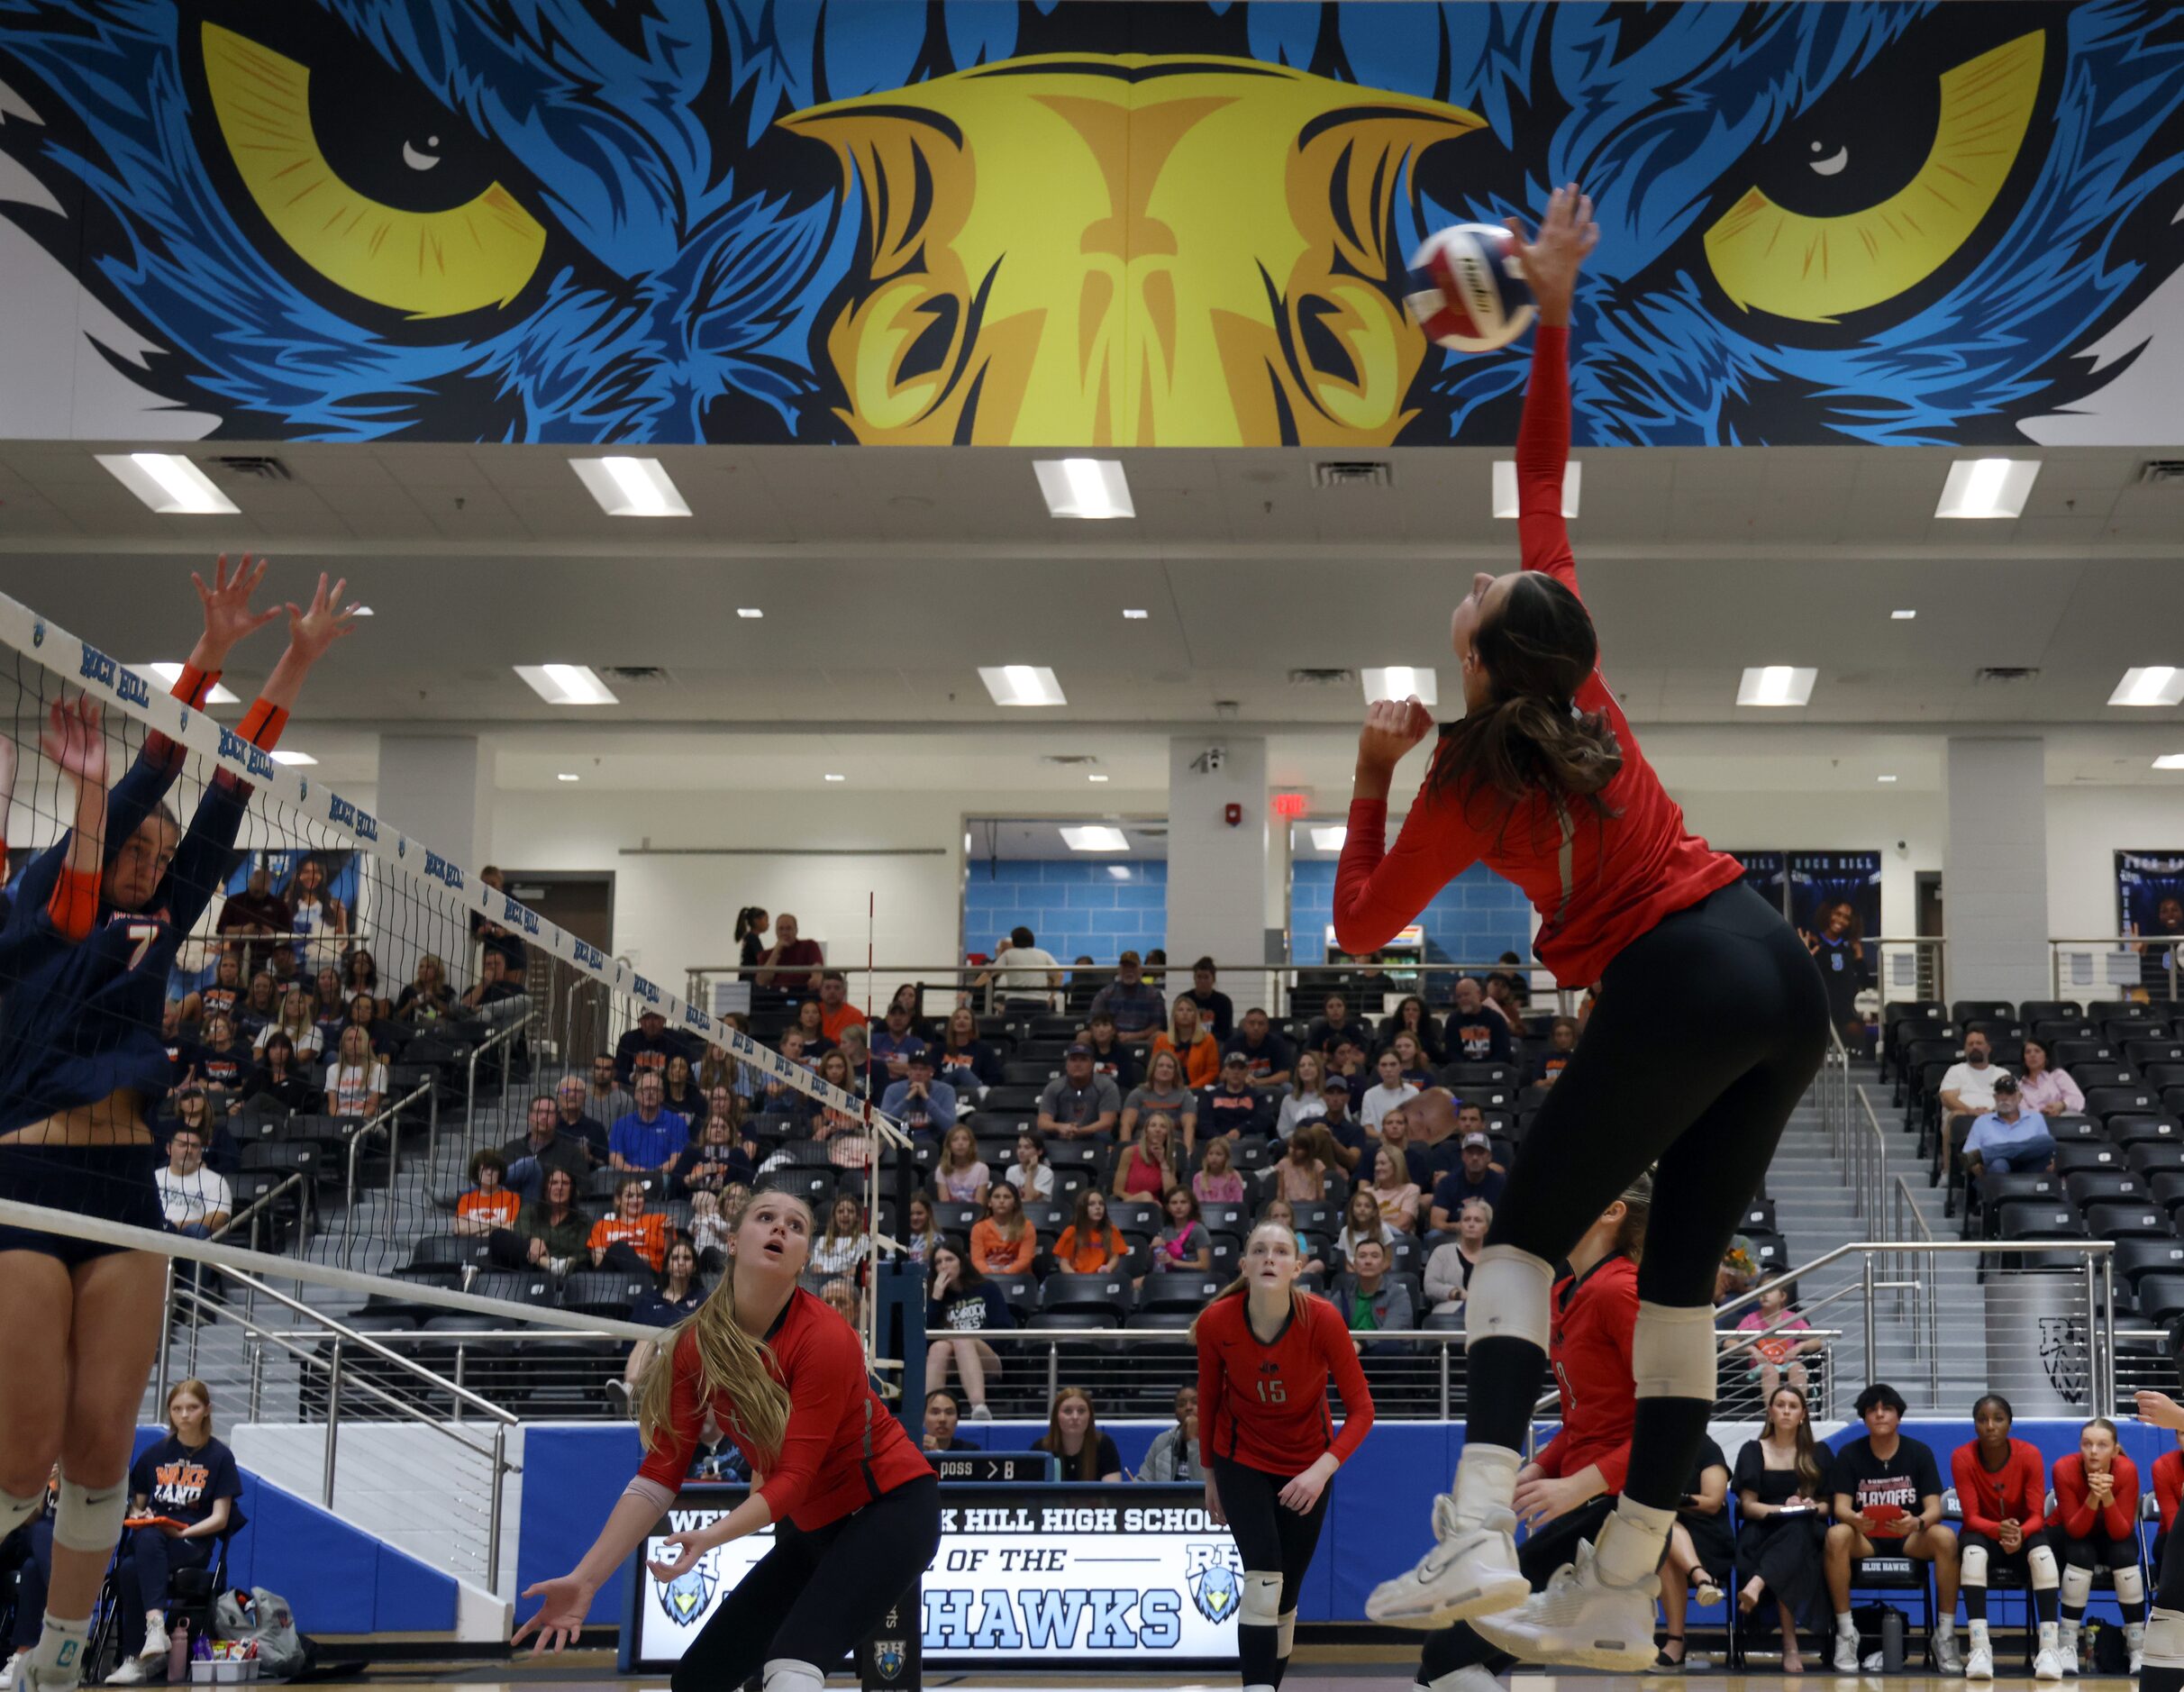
1105, 864, 1133, 881
1935, 457, 2039, 519
1890, 609, 1916, 621
514, 664, 619, 705
1087, 772, 1109, 782
1122, 608, 1150, 620
2154, 755, 2184, 771
736, 607, 763, 620
268, 750, 316, 767
1737, 666, 1817, 707
1361, 666, 1439, 707
978, 665, 1067, 707
1491, 459, 1581, 520
351, 605, 375, 617
96, 453, 240, 515
557, 773, 580, 782
1033, 459, 1134, 519
569, 456, 690, 517
1311, 825, 1348, 851
2113, 667, 2184, 708
824, 772, 846, 782
142, 663, 241, 705
1877, 774, 1898, 783
1060, 824, 1129, 852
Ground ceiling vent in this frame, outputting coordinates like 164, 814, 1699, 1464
1041, 754, 1101, 767
1975, 667, 2041, 685
1287, 668, 1358, 688
1313, 460, 1393, 489
598, 666, 675, 686
210, 455, 292, 482
2141, 460, 2184, 485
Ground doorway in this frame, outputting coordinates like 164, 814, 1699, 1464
1916, 871, 1943, 1002
501, 871, 615, 1063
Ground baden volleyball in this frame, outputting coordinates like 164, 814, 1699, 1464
1406, 222, 1535, 352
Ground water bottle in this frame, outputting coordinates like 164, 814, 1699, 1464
166, 1618, 190, 1685
1880, 1608, 1905, 1673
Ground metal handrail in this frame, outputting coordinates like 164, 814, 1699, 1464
2047, 937, 2179, 1003
464, 1004, 536, 1135
158, 1170, 313, 1407
1849, 1081, 1893, 1236
341, 1078, 436, 1269
1890, 1173, 1943, 1403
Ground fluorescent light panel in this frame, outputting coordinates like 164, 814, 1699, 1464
1491, 459, 1581, 520
1087, 773, 1109, 782
96, 453, 239, 515
569, 456, 690, 517
1060, 825, 1129, 852
1122, 608, 1150, 621
1033, 459, 1134, 519
142, 663, 240, 705
736, 607, 763, 620
978, 665, 1066, 707
1935, 457, 2039, 519
557, 773, 580, 782
514, 664, 619, 705
1877, 775, 1898, 783
2154, 755, 2184, 771
1737, 666, 1817, 707
2112, 667, 2184, 708
1891, 609, 1917, 621
824, 773, 846, 782
1311, 825, 1348, 851
268, 750, 315, 767
1361, 666, 1438, 707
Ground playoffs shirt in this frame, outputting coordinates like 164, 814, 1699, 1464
1830, 1434, 1943, 1536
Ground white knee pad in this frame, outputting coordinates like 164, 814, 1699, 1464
2117, 1565, 2146, 1606
760, 1660, 824, 1692
50, 1473, 126, 1556
2029, 1543, 2060, 1589
2143, 1608, 2184, 1669
1277, 1609, 1297, 1658
0, 1487, 40, 1539
1632, 1301, 1718, 1401
1464, 1245, 1555, 1351
2062, 1563, 2094, 1608
1961, 1542, 1989, 1587
1242, 1570, 1283, 1630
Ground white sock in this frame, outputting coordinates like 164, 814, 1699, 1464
1938, 1615, 1957, 1640
28, 1615, 88, 1683
1596, 1496, 1676, 1587
1836, 1613, 1857, 1638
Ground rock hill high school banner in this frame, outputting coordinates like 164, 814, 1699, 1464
3, 2, 2182, 448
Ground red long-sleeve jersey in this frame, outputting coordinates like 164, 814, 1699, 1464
1951, 1439, 2050, 1537
1534, 1252, 1639, 1496
2052, 1451, 2138, 1541
635, 1288, 931, 1531
1196, 1292, 1375, 1476
1333, 324, 1742, 987
2155, 1449, 2183, 1534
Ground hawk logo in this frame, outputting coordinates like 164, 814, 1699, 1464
872, 1640, 905, 1678
656, 1561, 715, 1627
1185, 1541, 1243, 1623
2039, 1314, 2088, 1401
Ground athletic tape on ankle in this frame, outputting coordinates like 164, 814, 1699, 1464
1632, 1301, 1718, 1400
2029, 1543, 2060, 1588
760, 1660, 824, 1692
1277, 1610, 1297, 1658
2144, 1609, 2184, 1669
51, 1475, 125, 1555
1464, 1246, 1554, 1351
1241, 1571, 1283, 1630
0, 1487, 39, 1538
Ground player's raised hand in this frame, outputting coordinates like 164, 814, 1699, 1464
41, 697, 107, 787
191, 554, 281, 660
1505, 183, 1597, 326
282, 572, 362, 666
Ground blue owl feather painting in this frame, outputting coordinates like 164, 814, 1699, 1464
0, 1, 2179, 448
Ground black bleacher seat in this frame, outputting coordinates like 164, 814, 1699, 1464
1052, 1168, 1092, 1206
987, 1273, 1040, 1318
2053, 1142, 2128, 1177
1034, 1274, 1130, 1326
1997, 1201, 2088, 1240
2044, 1113, 2104, 1144
1015, 1040, 1071, 1063
2127, 1038, 2184, 1068
1971, 1171, 2061, 1240
2112, 1238, 2184, 1287
1201, 1203, 1247, 1235
1739, 1197, 1779, 1233
758, 1168, 833, 1205
2052, 1036, 2116, 1067
2021, 1001, 2084, 1026
2064, 1170, 2144, 1207
2073, 1061, 2143, 1092
1044, 1141, 1103, 1171
561, 1270, 651, 1317
2131, 1143, 2184, 1179
2135, 1274, 2184, 1325
2167, 1087, 2184, 1121
2149, 1066, 2184, 1092
2087, 1085, 2161, 1120
1232, 1137, 1276, 1174
2085, 1203, 2171, 1239
979, 1085, 1044, 1113
1139, 1274, 1220, 1313
1747, 1230, 1790, 1275
2110, 1115, 2183, 1151
1023, 1201, 1068, 1235
933, 1201, 979, 1235
1208, 1234, 1241, 1278
1109, 1198, 1163, 1234
469, 1269, 556, 1305
1952, 999, 2018, 1027
1001, 1060, 1057, 1086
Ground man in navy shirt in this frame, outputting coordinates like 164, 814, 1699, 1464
1303, 993, 1370, 1059
1223, 1007, 1296, 1087
613, 1007, 682, 1087
1089, 951, 1167, 1045
1428, 1102, 1496, 1178
869, 1002, 928, 1083
879, 1050, 958, 1134
1184, 958, 1234, 1041
609, 1071, 684, 1173
1428, 1132, 1507, 1235
552, 1074, 609, 1167
1197, 1051, 1274, 1139
1315, 1077, 1370, 1175
1444, 977, 1514, 1064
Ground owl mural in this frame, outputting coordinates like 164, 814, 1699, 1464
0, 1, 2178, 448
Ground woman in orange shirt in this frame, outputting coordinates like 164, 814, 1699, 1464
1156, 996, 1222, 1089
588, 1175, 668, 1273
1052, 1190, 1129, 1275
969, 1182, 1036, 1276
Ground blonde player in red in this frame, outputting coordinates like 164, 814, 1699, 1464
1193, 1220, 1375, 1692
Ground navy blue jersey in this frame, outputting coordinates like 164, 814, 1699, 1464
0, 742, 253, 1133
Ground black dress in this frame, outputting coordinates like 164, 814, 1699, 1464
1734, 1438, 1831, 1628
1679, 1433, 1736, 1577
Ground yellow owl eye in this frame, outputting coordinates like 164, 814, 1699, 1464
1703, 32, 2043, 324
199, 22, 546, 319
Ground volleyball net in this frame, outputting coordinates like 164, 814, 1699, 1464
0, 578, 909, 1418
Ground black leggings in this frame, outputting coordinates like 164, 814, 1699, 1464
1468, 881, 1827, 1509
1211, 1456, 1331, 1689
1417, 1495, 1618, 1685
671, 1475, 939, 1691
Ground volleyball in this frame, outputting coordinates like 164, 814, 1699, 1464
1405, 222, 1535, 352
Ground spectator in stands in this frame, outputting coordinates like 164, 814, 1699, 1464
1388, 1032, 1434, 1087
1336, 1186, 1396, 1262
2017, 1036, 2086, 1118
757, 1031, 812, 1116
1489, 952, 1533, 1010
1962, 1075, 2056, 1178
311, 967, 348, 1047
687, 1187, 733, 1272
217, 860, 291, 976
460, 948, 526, 1021
1328, 1034, 1372, 1092
788, 998, 833, 1060
1485, 971, 1527, 1031
1193, 1136, 1246, 1206
1115, 1113, 1180, 1201
754, 911, 824, 996
612, 1239, 706, 1411
1007, 1128, 1056, 1203
975, 926, 1064, 1012
492, 1164, 588, 1274
1080, 1010, 1141, 1090
393, 954, 452, 1024
185, 1012, 249, 1096
733, 906, 770, 978
1825, 1381, 1961, 1672
1377, 1105, 1433, 1191
1332, 1236, 1411, 1354
588, 1175, 668, 1273
155, 1125, 230, 1238
1656, 1436, 1734, 1669
1305, 994, 1370, 1060
257, 985, 322, 1061
613, 1006, 679, 1087
1734, 1384, 1832, 1675
285, 853, 348, 946
452, 1149, 522, 1238
1276, 1128, 1327, 1204
697, 1027, 756, 1104
1940, 1028, 2008, 1131
825, 1276, 866, 1331
1311, 1078, 1370, 1175
1277, 1051, 1333, 1140
1428, 1133, 1506, 1234
1201, 1050, 1275, 1141
342, 948, 388, 1018
871, 1000, 928, 1082
1732, 1273, 1819, 1400
971, 1182, 1037, 1276
1950, 1393, 2064, 1678
1360, 1048, 1420, 1133
2053, 1415, 2146, 1674
1379, 996, 1446, 1064
836, 1023, 879, 1095
654, 1052, 702, 1122
182, 951, 245, 1032
923, 1390, 976, 1453
810, 1194, 869, 1279
1053, 1189, 1129, 1274
1223, 1006, 1295, 1086
324, 1023, 387, 1119
1148, 1186, 1211, 1274
1038, 1044, 1122, 1144
1090, 951, 1166, 1046
1427, 1101, 1496, 1179
1424, 1197, 1491, 1313
803, 973, 861, 1047
1367, 1145, 1422, 1233
1184, 958, 1234, 1040
584, 1052, 631, 1122
791, 1051, 858, 1134
926, 1241, 1010, 1420
814, 1099, 874, 1173
935, 1125, 989, 1205
933, 1007, 1001, 1099
501, 1094, 590, 1200
1531, 1015, 1579, 1087
232, 968, 279, 1044
1033, 1388, 1124, 1481
243, 1030, 317, 1114
552, 1075, 610, 1169
1122, 1050, 1197, 1148
879, 1049, 957, 1136
340, 991, 400, 1060
609, 1072, 685, 1176
1444, 976, 1514, 1063
896, 1194, 940, 1269
108, 1380, 241, 1681
1155, 995, 1222, 1089
674, 1109, 756, 1198
1141, 1385, 1206, 1482
1259, 1196, 1326, 1278
2134, 896, 2184, 1000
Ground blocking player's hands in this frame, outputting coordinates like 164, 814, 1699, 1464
41, 697, 107, 789
191, 553, 280, 667
512, 1572, 597, 1655
282, 571, 362, 668
1279, 1452, 1338, 1515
